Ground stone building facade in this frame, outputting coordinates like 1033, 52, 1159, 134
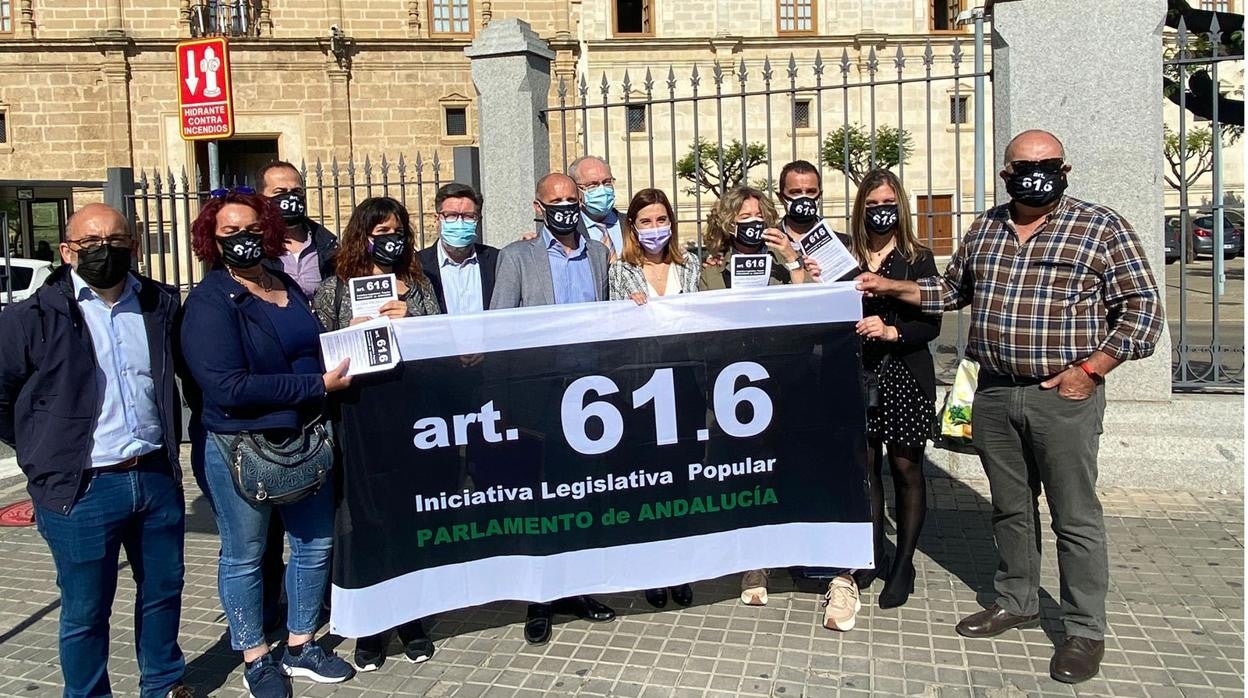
0, 0, 1240, 259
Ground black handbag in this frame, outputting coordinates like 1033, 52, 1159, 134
210, 420, 334, 506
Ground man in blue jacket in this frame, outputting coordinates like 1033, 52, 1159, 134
0, 204, 192, 698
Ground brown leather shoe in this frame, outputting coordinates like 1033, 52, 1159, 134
955, 605, 1041, 638
1050, 636, 1105, 684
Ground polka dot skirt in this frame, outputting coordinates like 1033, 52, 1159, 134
866, 357, 935, 449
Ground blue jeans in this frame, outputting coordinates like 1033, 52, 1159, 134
34, 460, 186, 698
200, 433, 334, 651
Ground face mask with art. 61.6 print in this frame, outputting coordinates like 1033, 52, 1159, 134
543, 202, 582, 235
220, 231, 265, 269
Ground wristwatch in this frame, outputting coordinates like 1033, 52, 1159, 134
1077, 361, 1104, 383
784, 258, 802, 271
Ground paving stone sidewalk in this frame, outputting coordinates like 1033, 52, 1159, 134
0, 468, 1241, 698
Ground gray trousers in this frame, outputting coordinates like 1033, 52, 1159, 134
972, 376, 1108, 640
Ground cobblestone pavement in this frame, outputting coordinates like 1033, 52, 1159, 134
0, 468, 1241, 698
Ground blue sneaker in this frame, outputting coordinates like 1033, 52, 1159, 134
281, 642, 355, 684
242, 654, 290, 698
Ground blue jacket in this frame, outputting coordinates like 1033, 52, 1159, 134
176, 267, 325, 435
0, 265, 182, 514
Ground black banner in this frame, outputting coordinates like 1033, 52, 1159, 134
329, 285, 871, 637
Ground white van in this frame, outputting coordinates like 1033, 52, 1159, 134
0, 258, 56, 309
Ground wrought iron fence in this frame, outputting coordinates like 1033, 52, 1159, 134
127, 153, 448, 291
543, 36, 992, 259
1164, 15, 1244, 391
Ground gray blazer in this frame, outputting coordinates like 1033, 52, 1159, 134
490, 234, 610, 309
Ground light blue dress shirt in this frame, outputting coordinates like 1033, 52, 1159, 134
541, 227, 598, 305
584, 209, 624, 254
72, 270, 163, 468
437, 242, 485, 314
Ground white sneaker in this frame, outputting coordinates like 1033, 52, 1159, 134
822, 576, 861, 631
740, 569, 770, 606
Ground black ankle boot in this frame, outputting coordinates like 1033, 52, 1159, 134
878, 560, 915, 609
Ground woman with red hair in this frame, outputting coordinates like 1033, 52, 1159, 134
177, 189, 356, 698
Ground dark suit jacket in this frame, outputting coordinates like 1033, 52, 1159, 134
419, 243, 500, 314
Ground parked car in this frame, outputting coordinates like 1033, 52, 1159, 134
1190, 213, 1243, 260
0, 258, 56, 310
1225, 209, 1245, 255
1164, 216, 1183, 264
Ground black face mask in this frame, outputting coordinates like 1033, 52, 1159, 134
543, 202, 582, 236
785, 196, 820, 225
864, 204, 899, 235
369, 233, 407, 267
219, 231, 266, 269
1005, 167, 1068, 208
75, 245, 132, 289
735, 219, 766, 248
272, 192, 307, 224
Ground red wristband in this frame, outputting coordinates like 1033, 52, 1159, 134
1077, 361, 1102, 381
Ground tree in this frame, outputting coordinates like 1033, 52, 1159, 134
1163, 0, 1244, 129
820, 124, 914, 185
1163, 124, 1239, 191
675, 138, 769, 198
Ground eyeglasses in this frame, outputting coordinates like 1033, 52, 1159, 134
68, 235, 132, 252
209, 186, 256, 198
437, 211, 480, 223
1008, 158, 1065, 173
576, 178, 615, 192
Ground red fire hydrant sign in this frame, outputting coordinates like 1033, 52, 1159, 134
177, 37, 235, 141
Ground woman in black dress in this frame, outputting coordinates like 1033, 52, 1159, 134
848, 169, 941, 609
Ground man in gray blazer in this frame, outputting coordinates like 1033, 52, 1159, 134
491, 173, 610, 308
488, 172, 615, 645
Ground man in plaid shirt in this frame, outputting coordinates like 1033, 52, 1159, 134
857, 129, 1163, 685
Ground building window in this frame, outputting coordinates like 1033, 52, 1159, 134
445, 107, 468, 137
0, 0, 13, 33
778, 0, 815, 33
614, 0, 652, 35
431, 0, 472, 35
792, 99, 811, 129
0, 111, 7, 144
930, 0, 962, 31
949, 95, 968, 125
626, 105, 647, 134
1199, 0, 1229, 10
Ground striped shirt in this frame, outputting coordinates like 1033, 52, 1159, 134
917, 196, 1163, 379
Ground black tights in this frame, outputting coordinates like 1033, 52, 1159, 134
865, 439, 927, 577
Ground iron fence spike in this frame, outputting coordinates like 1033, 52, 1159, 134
839, 48, 852, 75
894, 45, 906, 70
922, 40, 935, 67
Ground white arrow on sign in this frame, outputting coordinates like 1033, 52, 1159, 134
184, 48, 199, 96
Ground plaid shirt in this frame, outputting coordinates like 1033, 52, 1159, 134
917, 196, 1163, 379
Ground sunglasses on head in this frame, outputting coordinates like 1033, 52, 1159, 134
1009, 158, 1065, 173
209, 186, 256, 198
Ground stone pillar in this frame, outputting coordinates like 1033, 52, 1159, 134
326, 68, 353, 161
991, 0, 1171, 402
465, 19, 555, 246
